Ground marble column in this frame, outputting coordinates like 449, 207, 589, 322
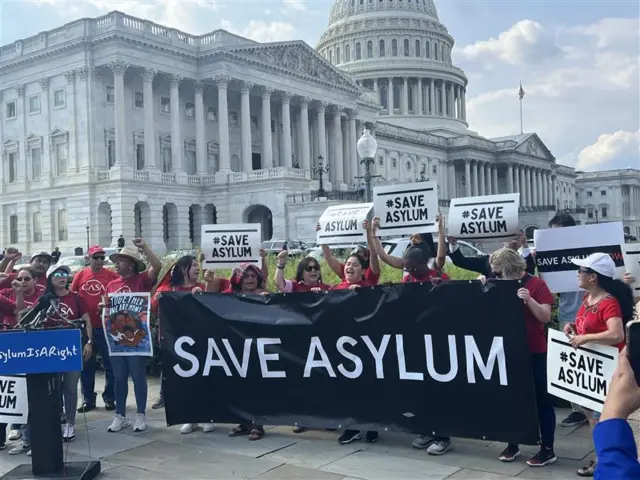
440, 81, 446, 115
546, 172, 552, 206
462, 88, 467, 120
194, 80, 207, 175
448, 162, 456, 198
403, 77, 409, 114
525, 167, 532, 207
429, 79, 435, 115
332, 106, 344, 184
260, 87, 273, 168
471, 161, 479, 196
449, 83, 455, 118
388, 78, 394, 114
281, 92, 292, 168
299, 97, 311, 171
169, 74, 183, 172
316, 102, 327, 163
143, 69, 158, 171
110, 60, 128, 166
348, 110, 358, 184
417, 78, 423, 115
492, 165, 498, 194
535, 170, 541, 207
64, 71, 78, 173
551, 175, 557, 207
215, 75, 230, 171
519, 166, 527, 207
373, 79, 378, 93
507, 164, 514, 193
441, 160, 448, 199
341, 117, 350, 184
464, 159, 471, 197
478, 162, 486, 196
240, 81, 253, 172
541, 171, 548, 208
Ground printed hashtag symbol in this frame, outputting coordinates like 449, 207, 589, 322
386, 199, 394, 208
213, 237, 220, 244
560, 352, 568, 363
462, 210, 470, 219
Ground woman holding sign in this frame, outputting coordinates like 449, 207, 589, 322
563, 253, 634, 477
274, 251, 331, 293
477, 248, 558, 468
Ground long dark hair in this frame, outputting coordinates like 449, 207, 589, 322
170, 255, 197, 287
351, 246, 370, 269
45, 267, 70, 298
403, 244, 430, 266
345, 253, 367, 281
295, 257, 322, 283
596, 273, 636, 323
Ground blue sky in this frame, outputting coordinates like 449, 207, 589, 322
1, 0, 639, 171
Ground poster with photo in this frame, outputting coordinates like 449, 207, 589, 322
102, 292, 153, 357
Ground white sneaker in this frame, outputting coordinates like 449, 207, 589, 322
427, 438, 452, 456
180, 423, 197, 434
8, 443, 30, 455
133, 413, 147, 432
62, 424, 76, 442
108, 414, 130, 432
412, 435, 435, 449
202, 423, 216, 433
7, 429, 21, 441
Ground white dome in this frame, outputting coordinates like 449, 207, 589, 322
317, 0, 468, 132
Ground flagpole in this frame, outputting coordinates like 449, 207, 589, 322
519, 96, 523, 134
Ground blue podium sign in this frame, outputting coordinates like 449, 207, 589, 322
0, 329, 83, 375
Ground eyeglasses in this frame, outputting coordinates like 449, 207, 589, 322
492, 271, 503, 278
305, 265, 320, 272
52, 272, 69, 278
92, 256, 106, 261
16, 277, 32, 282
578, 267, 594, 275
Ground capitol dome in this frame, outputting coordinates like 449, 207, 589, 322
316, 0, 468, 132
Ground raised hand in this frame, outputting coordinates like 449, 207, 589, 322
203, 269, 215, 283
132, 238, 146, 249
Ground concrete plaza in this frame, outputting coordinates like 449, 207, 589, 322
0, 377, 596, 480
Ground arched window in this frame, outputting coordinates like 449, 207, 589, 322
393, 84, 401, 110
345, 44, 351, 62
426, 40, 430, 58
415, 40, 421, 57
403, 38, 410, 56
441, 44, 445, 61
392, 39, 398, 56
379, 39, 385, 57
380, 85, 388, 109
336, 46, 341, 64
355, 42, 362, 60
434, 42, 438, 60
329, 49, 333, 63
367, 40, 373, 58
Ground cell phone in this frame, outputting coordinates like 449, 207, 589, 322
625, 320, 640, 385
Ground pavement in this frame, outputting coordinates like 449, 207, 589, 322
0, 376, 597, 480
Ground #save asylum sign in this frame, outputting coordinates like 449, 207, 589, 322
373, 181, 439, 236
317, 203, 373, 246
201, 223, 262, 269
448, 194, 520, 240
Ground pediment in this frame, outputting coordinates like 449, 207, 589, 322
224, 41, 360, 92
25, 132, 42, 143
2, 138, 18, 148
515, 134, 555, 161
50, 127, 68, 137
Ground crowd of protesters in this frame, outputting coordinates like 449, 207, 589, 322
0, 212, 637, 478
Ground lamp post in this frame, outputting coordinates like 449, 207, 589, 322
356, 128, 380, 203
84, 218, 90, 255
311, 155, 330, 198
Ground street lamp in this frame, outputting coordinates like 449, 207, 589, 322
84, 218, 90, 255
311, 156, 330, 198
356, 128, 379, 202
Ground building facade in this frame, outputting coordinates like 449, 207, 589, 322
0, 3, 637, 255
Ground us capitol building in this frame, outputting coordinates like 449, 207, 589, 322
1, 0, 639, 254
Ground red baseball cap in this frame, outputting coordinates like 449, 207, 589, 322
87, 245, 106, 257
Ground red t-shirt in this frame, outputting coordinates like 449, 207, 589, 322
331, 279, 370, 290
0, 274, 47, 296
337, 263, 380, 286
291, 281, 332, 292
217, 278, 230, 292
71, 267, 119, 328
106, 272, 156, 295
521, 275, 555, 354
0, 295, 15, 318
0, 288, 40, 328
403, 270, 450, 283
44, 292, 89, 327
576, 295, 625, 351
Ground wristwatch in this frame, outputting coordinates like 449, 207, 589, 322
87, 339, 93, 345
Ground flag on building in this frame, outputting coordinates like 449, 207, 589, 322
518, 83, 525, 100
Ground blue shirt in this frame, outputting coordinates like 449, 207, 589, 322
558, 291, 583, 324
594, 418, 640, 479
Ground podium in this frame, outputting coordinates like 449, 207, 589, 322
0, 329, 101, 480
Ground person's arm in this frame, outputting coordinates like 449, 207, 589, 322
370, 217, 403, 269
581, 317, 625, 346
4, 260, 16, 274
364, 220, 380, 276
82, 312, 93, 361
203, 270, 215, 292
316, 221, 343, 277
435, 214, 446, 270
448, 238, 491, 276
70, 269, 82, 293
134, 238, 162, 283
260, 249, 268, 283
525, 298, 552, 323
274, 251, 288, 292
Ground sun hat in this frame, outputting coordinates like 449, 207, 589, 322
30, 251, 53, 263
46, 264, 71, 278
570, 252, 616, 279
109, 245, 146, 271
87, 245, 106, 257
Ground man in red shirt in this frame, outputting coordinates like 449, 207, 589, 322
72, 245, 119, 413
0, 251, 51, 296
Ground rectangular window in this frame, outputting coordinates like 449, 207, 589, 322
587, 191, 592, 197
32, 212, 42, 243
134, 92, 144, 109
378, 156, 383, 166
391, 158, 397, 168
161, 97, 170, 114
271, 120, 275, 134
29, 94, 40, 114
600, 190, 606, 196
186, 150, 196, 175
588, 211, 593, 219
57, 209, 68, 241
136, 143, 145, 170
107, 140, 116, 168
601, 207, 608, 218
55, 143, 67, 175
53, 89, 65, 108
250, 115, 259, 129
229, 111, 238, 126
185, 103, 195, 117
9, 215, 18, 244
162, 147, 172, 173
5, 101, 16, 120
207, 107, 217, 122
8, 152, 17, 183
31, 147, 41, 179
106, 85, 115, 104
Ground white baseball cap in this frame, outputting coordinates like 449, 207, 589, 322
571, 252, 616, 278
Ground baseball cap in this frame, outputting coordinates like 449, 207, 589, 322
46, 264, 71, 278
87, 245, 106, 257
571, 252, 616, 278
30, 251, 53, 263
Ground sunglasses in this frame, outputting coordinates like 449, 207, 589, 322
52, 272, 69, 278
578, 267, 594, 274
304, 265, 320, 272
92, 256, 106, 261
16, 277, 32, 282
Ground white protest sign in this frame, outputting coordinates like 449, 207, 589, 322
547, 329, 618, 412
201, 223, 262, 269
623, 243, 640, 297
448, 193, 520, 240
316, 203, 373, 246
373, 181, 439, 236
534, 222, 625, 293
0, 375, 28, 424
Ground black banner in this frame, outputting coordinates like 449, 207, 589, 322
160, 281, 540, 445
535, 244, 624, 273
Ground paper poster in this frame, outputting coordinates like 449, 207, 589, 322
534, 222, 626, 293
623, 243, 640, 296
316, 203, 373, 246
201, 223, 262, 269
103, 293, 153, 357
547, 329, 618, 412
0, 375, 28, 424
448, 194, 520, 241
373, 182, 439, 236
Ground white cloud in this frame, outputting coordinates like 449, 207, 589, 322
221, 20, 297, 43
569, 18, 640, 49
577, 131, 640, 170
459, 20, 560, 66
283, 0, 306, 12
